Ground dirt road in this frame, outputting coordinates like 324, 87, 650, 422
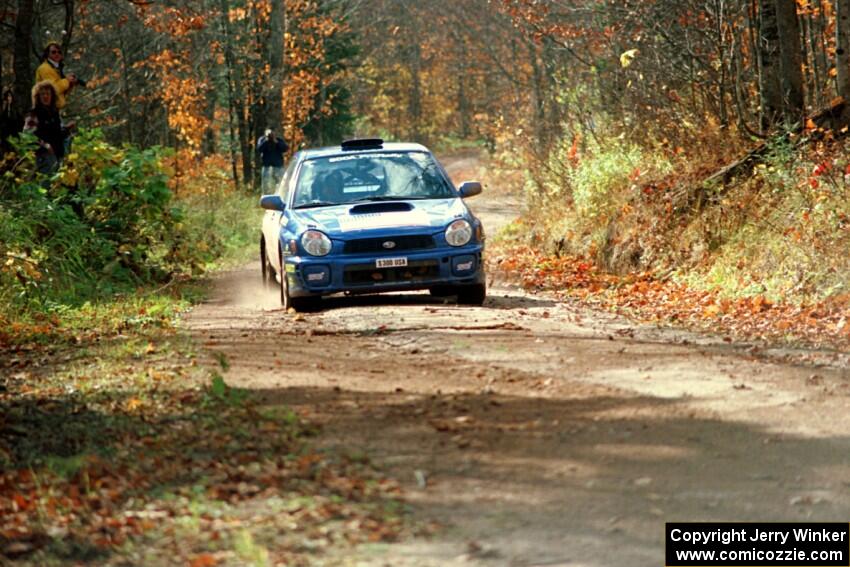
186, 156, 850, 567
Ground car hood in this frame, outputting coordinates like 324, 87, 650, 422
290, 198, 469, 238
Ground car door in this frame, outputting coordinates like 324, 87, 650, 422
263, 157, 298, 270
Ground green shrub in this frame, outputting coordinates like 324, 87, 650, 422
515, 131, 674, 255
0, 129, 255, 316
571, 139, 672, 225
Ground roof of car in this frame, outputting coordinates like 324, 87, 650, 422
300, 141, 431, 160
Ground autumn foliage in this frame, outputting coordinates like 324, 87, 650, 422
495, 244, 850, 349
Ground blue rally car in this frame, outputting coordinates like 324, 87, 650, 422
259, 138, 486, 311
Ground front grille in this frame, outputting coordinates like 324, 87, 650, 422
343, 260, 439, 285
343, 234, 435, 255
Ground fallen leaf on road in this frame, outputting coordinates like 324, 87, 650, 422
190, 554, 218, 567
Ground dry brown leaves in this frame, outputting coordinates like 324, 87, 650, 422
0, 339, 405, 564
495, 245, 850, 350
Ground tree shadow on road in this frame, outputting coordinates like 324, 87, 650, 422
248, 381, 850, 566
268, 289, 559, 313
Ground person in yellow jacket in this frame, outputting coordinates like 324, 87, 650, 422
34, 42, 78, 110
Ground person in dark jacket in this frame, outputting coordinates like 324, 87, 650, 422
256, 127, 289, 193
0, 87, 22, 153
24, 81, 73, 173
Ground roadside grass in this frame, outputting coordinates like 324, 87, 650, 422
180, 188, 261, 271
0, 284, 405, 565
497, 125, 850, 349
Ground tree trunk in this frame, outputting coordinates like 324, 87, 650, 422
119, 34, 134, 145
529, 42, 547, 146
836, 0, 850, 113
775, 0, 804, 125
247, 96, 261, 189
13, 0, 35, 118
218, 0, 241, 189
238, 92, 252, 189
713, 0, 729, 128
409, 41, 423, 142
265, 0, 285, 131
758, 0, 783, 130
61, 0, 75, 54
805, 11, 822, 109
202, 96, 217, 156
813, 0, 830, 100
456, 36, 470, 139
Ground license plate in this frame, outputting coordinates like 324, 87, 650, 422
376, 257, 408, 268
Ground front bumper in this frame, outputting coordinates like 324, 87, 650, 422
283, 244, 485, 297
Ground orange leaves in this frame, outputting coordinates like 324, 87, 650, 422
567, 133, 581, 166
495, 243, 850, 349
228, 7, 248, 22
124, 397, 144, 412
750, 294, 772, 313
812, 161, 831, 177
137, 44, 210, 153
190, 554, 219, 567
0, 360, 405, 562
141, 6, 207, 36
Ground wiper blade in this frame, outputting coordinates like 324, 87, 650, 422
293, 201, 338, 209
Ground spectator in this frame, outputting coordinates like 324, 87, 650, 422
25, 81, 69, 173
0, 87, 22, 153
256, 127, 289, 193
34, 42, 78, 110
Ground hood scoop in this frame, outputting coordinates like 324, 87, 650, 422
349, 202, 413, 215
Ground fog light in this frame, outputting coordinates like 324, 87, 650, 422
452, 255, 477, 276
302, 264, 330, 286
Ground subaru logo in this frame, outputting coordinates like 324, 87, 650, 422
382, 241, 396, 249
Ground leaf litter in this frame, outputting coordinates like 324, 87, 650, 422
0, 314, 405, 565
494, 245, 850, 351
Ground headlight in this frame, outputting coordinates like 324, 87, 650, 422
301, 230, 332, 256
445, 219, 473, 247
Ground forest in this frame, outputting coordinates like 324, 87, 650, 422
3, 0, 850, 565
3, 0, 850, 310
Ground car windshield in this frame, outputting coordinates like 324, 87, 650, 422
292, 151, 456, 208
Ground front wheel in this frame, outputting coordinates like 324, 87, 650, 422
280, 265, 293, 309
279, 258, 319, 312
456, 283, 486, 306
428, 286, 453, 297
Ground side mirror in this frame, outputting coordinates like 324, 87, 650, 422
259, 195, 286, 211
458, 181, 483, 199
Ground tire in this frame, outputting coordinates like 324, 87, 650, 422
280, 266, 293, 309
279, 255, 295, 310
456, 283, 486, 306
260, 238, 274, 289
279, 252, 318, 312
429, 286, 453, 297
